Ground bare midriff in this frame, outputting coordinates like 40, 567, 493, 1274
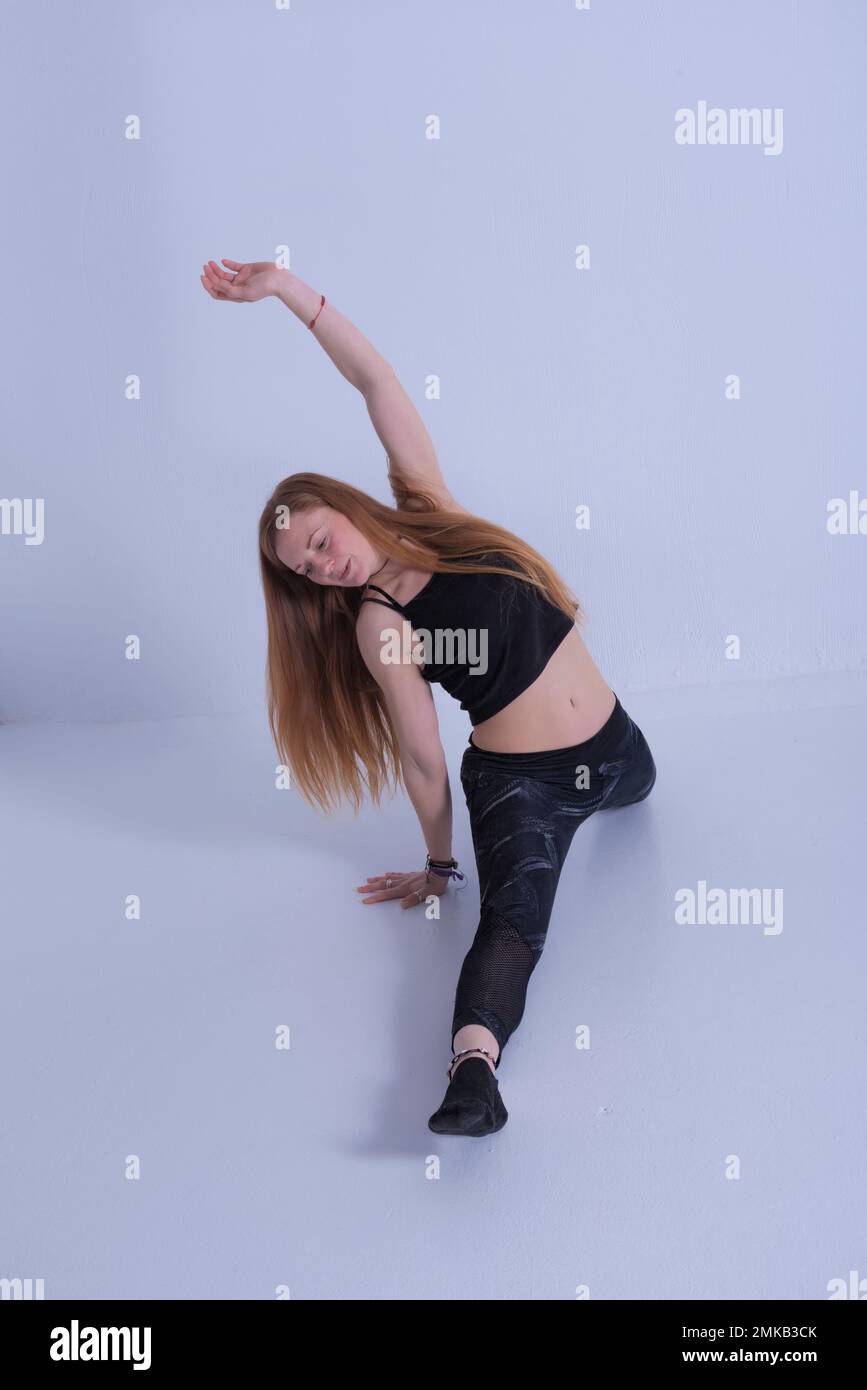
471, 627, 616, 752
369, 555, 618, 755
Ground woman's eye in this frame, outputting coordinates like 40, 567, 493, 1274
304, 536, 327, 577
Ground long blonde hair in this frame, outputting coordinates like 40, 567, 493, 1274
258, 472, 584, 814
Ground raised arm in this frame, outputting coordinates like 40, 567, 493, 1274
200, 257, 462, 511
274, 269, 461, 511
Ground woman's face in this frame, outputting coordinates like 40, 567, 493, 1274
273, 505, 382, 587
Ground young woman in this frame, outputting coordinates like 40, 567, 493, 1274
200, 258, 657, 1138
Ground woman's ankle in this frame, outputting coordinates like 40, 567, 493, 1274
451, 1027, 500, 1079
450, 1048, 497, 1080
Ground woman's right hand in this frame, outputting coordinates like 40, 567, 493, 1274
355, 869, 451, 910
200, 258, 282, 303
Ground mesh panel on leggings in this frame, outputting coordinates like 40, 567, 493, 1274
452, 909, 539, 1052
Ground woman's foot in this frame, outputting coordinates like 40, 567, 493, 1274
427, 1057, 509, 1137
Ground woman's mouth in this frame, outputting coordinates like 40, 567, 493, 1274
342, 558, 351, 581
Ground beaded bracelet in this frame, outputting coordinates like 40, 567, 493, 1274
424, 853, 466, 885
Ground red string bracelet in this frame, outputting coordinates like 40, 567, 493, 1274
308, 293, 326, 330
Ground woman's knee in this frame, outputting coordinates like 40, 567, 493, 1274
629, 752, 656, 803
600, 730, 656, 808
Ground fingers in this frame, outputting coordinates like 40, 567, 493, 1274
355, 873, 406, 888
354, 871, 419, 905
351, 867, 444, 908
206, 258, 235, 285
201, 273, 230, 299
354, 882, 405, 901
201, 260, 241, 300
358, 886, 405, 904
220, 258, 244, 270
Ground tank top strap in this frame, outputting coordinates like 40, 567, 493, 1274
359, 582, 408, 615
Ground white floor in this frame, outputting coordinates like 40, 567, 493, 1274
2, 672, 865, 1300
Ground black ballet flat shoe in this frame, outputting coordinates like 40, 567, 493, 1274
427, 1057, 509, 1137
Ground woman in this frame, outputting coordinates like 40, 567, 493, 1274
200, 257, 657, 1138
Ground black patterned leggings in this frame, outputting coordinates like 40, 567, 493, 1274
452, 693, 656, 1068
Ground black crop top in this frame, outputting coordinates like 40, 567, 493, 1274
359, 552, 575, 725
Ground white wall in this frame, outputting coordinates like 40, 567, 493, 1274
2, 0, 865, 723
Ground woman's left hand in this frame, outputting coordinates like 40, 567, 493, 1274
355, 870, 450, 910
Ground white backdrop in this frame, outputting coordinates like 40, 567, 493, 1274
2, 0, 865, 724
3, 0, 867, 1309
